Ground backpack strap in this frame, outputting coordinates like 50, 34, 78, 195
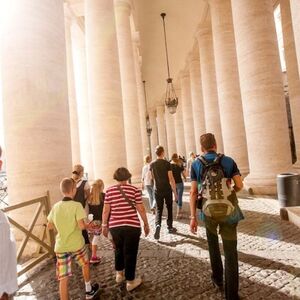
198, 156, 210, 182
116, 185, 136, 211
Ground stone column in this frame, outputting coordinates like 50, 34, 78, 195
209, 0, 249, 175
71, 23, 95, 179
196, 23, 224, 152
180, 71, 196, 155
64, 8, 81, 166
281, 0, 300, 169
165, 110, 177, 156
188, 48, 206, 154
114, 0, 143, 179
231, 0, 292, 194
85, 0, 127, 185
156, 105, 169, 158
290, 0, 300, 78
174, 87, 187, 157
149, 109, 159, 159
132, 33, 148, 156
1, 0, 72, 208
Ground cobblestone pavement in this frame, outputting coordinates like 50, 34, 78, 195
15, 193, 300, 300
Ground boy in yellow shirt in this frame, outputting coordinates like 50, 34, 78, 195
47, 178, 99, 300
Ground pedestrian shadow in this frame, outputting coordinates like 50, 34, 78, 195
158, 231, 300, 279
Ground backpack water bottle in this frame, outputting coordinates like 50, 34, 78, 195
199, 154, 235, 220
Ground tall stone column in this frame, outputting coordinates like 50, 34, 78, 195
281, 0, 300, 169
196, 24, 224, 152
132, 33, 148, 156
149, 109, 158, 159
156, 105, 169, 158
64, 8, 81, 166
1, 0, 72, 208
114, 0, 143, 179
231, 0, 292, 194
209, 0, 249, 175
85, 0, 127, 185
165, 110, 177, 156
290, 0, 300, 78
188, 48, 206, 154
71, 23, 95, 179
180, 71, 196, 155
174, 87, 187, 157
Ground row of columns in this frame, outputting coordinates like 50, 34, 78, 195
152, 0, 299, 194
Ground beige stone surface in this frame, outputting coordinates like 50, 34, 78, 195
114, 0, 143, 180
149, 109, 159, 159
165, 110, 177, 157
180, 71, 196, 156
188, 48, 206, 155
209, 0, 249, 175
174, 87, 187, 157
231, 0, 292, 194
1, 0, 72, 207
281, 0, 300, 169
71, 23, 94, 179
196, 23, 223, 153
85, 0, 127, 185
64, 9, 81, 166
156, 105, 168, 158
290, 0, 300, 79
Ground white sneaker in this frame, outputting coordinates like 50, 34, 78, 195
116, 271, 125, 284
126, 277, 142, 292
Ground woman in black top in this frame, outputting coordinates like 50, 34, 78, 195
88, 179, 105, 264
170, 153, 186, 219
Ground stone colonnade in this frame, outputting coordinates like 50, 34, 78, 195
1, 0, 300, 213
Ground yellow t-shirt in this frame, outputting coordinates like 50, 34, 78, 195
47, 199, 86, 253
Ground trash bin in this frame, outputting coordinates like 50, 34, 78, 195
277, 173, 300, 208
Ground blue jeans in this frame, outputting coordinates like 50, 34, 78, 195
205, 218, 239, 300
176, 182, 184, 208
146, 185, 156, 209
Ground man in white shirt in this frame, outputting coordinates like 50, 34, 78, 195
0, 146, 18, 300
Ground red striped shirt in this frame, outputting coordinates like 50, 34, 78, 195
104, 184, 142, 229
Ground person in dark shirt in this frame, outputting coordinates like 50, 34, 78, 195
190, 133, 243, 300
170, 153, 186, 219
150, 146, 177, 240
88, 179, 105, 264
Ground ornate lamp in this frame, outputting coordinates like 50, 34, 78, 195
160, 13, 178, 114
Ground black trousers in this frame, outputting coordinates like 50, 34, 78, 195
154, 189, 173, 229
205, 218, 239, 300
110, 226, 141, 281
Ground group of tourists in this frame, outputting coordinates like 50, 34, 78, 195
0, 132, 244, 300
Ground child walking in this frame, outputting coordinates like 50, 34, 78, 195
47, 178, 99, 300
88, 179, 105, 264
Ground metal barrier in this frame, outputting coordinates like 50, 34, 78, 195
1, 192, 55, 277
0, 172, 8, 206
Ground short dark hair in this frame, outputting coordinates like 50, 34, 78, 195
200, 133, 217, 151
113, 167, 132, 182
155, 145, 164, 156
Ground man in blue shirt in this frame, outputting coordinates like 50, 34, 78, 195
189, 133, 243, 300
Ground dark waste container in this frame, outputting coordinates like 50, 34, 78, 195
277, 173, 300, 207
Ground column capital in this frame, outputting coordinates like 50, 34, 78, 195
114, 0, 132, 15
186, 49, 200, 66
179, 69, 190, 79
195, 23, 212, 41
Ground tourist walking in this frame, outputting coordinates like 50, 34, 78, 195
141, 155, 155, 214
88, 179, 105, 264
189, 133, 244, 300
150, 146, 178, 240
170, 153, 186, 219
102, 167, 149, 292
72, 164, 90, 245
0, 146, 18, 300
186, 151, 196, 181
47, 178, 99, 300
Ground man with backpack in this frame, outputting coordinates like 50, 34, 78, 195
189, 133, 243, 300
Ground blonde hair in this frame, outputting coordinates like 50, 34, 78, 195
89, 179, 104, 205
144, 155, 151, 164
60, 178, 75, 195
72, 164, 84, 181
171, 153, 181, 166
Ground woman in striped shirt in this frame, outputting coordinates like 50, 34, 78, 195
102, 167, 150, 292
